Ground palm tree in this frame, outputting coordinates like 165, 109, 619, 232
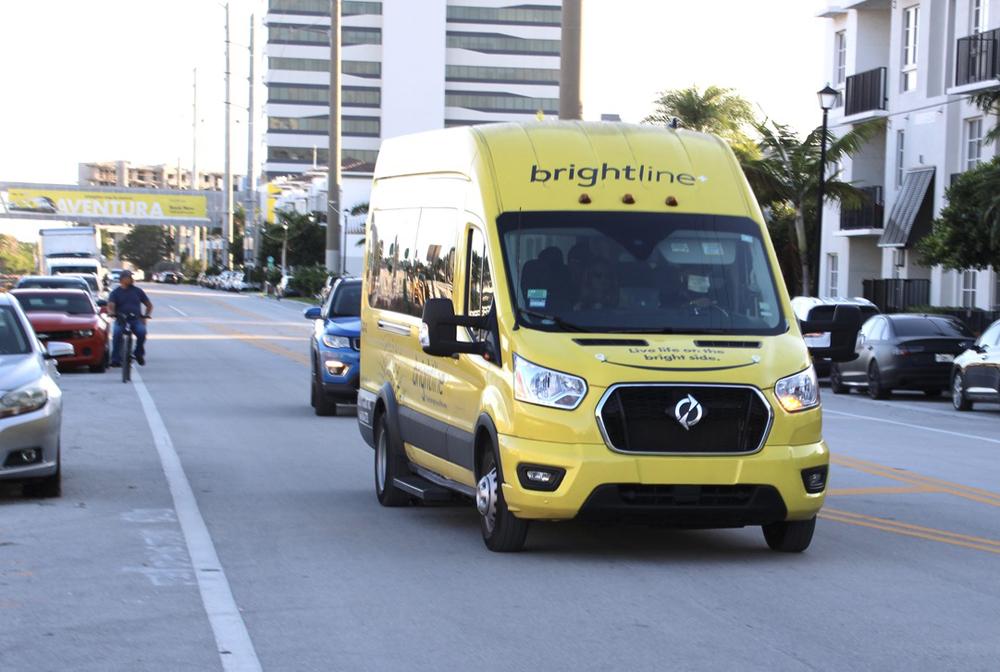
741, 119, 884, 296
643, 85, 755, 138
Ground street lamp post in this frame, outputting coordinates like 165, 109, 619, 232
815, 84, 839, 298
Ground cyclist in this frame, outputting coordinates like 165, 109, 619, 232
107, 270, 153, 367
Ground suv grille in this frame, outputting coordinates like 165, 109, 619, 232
597, 384, 772, 454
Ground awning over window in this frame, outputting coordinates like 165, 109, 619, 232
879, 168, 935, 248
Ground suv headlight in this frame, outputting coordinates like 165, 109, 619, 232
513, 354, 587, 410
775, 366, 819, 412
0, 382, 48, 418
322, 334, 351, 349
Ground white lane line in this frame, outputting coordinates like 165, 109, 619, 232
170, 305, 188, 317
824, 408, 1000, 445
133, 370, 262, 672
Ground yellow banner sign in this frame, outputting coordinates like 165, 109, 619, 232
7, 188, 208, 220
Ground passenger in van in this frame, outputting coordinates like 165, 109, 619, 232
574, 258, 619, 310
520, 247, 571, 311
658, 265, 713, 309
566, 243, 593, 287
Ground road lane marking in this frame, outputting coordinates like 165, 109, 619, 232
828, 486, 945, 495
210, 298, 265, 320
206, 323, 310, 365
133, 370, 262, 672
831, 455, 1000, 506
169, 305, 188, 317
820, 508, 1000, 555
148, 335, 306, 341
823, 408, 1000, 444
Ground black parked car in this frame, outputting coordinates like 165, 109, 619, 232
830, 313, 975, 399
951, 318, 1000, 411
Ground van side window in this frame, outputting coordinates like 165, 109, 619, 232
366, 208, 457, 318
466, 228, 494, 343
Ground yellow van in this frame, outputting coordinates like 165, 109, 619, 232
357, 121, 859, 553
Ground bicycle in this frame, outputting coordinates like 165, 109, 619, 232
111, 312, 148, 383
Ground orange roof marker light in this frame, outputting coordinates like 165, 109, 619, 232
578, 193, 591, 204
666, 196, 679, 206
622, 193, 635, 204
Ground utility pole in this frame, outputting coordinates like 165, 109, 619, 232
223, 2, 234, 269
192, 67, 201, 262
326, 0, 342, 275
246, 13, 256, 268
559, 0, 583, 120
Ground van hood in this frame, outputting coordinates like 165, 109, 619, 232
509, 330, 811, 391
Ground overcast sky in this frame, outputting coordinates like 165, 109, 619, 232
0, 0, 827, 238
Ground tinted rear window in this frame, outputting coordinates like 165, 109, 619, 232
892, 317, 972, 337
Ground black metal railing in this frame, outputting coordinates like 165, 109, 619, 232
956, 28, 1000, 86
863, 278, 931, 312
844, 67, 888, 116
841, 186, 884, 230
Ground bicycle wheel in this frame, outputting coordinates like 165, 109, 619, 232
122, 331, 133, 383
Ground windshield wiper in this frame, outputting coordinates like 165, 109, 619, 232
516, 307, 589, 332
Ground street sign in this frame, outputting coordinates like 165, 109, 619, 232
267, 255, 274, 267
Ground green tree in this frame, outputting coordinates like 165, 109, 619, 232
644, 85, 756, 138
118, 226, 175, 274
259, 210, 325, 270
0, 234, 36, 274
741, 118, 884, 296
917, 156, 1000, 270
230, 204, 246, 267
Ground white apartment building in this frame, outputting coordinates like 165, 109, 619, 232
263, 0, 562, 209
820, 0, 1000, 310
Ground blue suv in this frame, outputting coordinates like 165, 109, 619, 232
304, 278, 361, 415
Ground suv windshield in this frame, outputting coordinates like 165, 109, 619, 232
498, 211, 785, 335
330, 281, 362, 317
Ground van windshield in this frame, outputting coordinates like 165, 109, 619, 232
497, 211, 786, 335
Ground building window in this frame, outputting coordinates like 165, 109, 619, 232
835, 31, 847, 85
267, 85, 381, 107
896, 130, 906, 187
445, 92, 559, 113
972, 0, 988, 33
966, 117, 984, 170
268, 25, 382, 46
267, 0, 382, 16
268, 58, 381, 78
828, 254, 839, 297
902, 6, 919, 92
446, 32, 561, 56
962, 270, 977, 307
446, 6, 560, 26
268, 115, 380, 137
445, 65, 559, 84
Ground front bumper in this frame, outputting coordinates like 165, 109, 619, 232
319, 349, 360, 400
497, 434, 827, 524
47, 334, 107, 367
0, 402, 61, 482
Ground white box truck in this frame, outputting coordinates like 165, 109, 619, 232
38, 227, 103, 278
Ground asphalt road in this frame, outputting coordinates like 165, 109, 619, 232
2, 284, 998, 671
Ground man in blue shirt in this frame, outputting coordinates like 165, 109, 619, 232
107, 270, 153, 367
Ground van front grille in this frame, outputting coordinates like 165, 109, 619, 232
597, 384, 772, 454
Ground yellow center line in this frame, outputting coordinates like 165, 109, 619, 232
831, 455, 1000, 506
208, 298, 265, 321
828, 486, 945, 495
820, 508, 1000, 554
205, 323, 310, 365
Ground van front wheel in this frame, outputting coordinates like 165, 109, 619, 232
374, 415, 409, 507
477, 448, 529, 552
762, 516, 816, 552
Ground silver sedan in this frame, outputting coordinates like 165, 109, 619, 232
0, 293, 73, 497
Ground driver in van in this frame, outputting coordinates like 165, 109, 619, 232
574, 258, 619, 310
658, 265, 714, 309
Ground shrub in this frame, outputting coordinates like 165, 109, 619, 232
288, 264, 330, 298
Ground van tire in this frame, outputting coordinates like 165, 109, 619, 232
762, 516, 816, 552
477, 447, 528, 552
374, 414, 409, 507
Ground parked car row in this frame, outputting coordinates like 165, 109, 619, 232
197, 270, 258, 292
150, 270, 183, 284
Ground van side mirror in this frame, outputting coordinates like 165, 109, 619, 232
800, 304, 863, 363
420, 298, 489, 357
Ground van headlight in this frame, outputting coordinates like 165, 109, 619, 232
513, 354, 587, 410
775, 366, 819, 412
0, 382, 48, 418
322, 334, 351, 349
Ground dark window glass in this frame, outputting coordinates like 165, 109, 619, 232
496, 211, 785, 336
892, 316, 973, 337
269, 0, 381, 14
330, 281, 362, 317
0, 305, 31, 355
267, 85, 380, 106
269, 116, 380, 136
446, 32, 560, 55
268, 25, 381, 45
14, 292, 95, 315
445, 65, 559, 84
447, 6, 561, 25
445, 92, 558, 113
269, 58, 381, 78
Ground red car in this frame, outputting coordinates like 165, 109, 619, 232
9, 289, 111, 373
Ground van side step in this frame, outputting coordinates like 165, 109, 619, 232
393, 474, 455, 503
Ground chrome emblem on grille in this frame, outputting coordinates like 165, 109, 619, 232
673, 394, 704, 430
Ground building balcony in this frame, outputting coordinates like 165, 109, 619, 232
840, 185, 884, 232
844, 68, 887, 117
956, 28, 1000, 87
